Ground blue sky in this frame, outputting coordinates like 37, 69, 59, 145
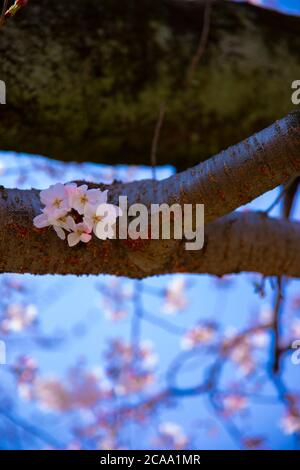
242, 0, 300, 15
277, 0, 299, 15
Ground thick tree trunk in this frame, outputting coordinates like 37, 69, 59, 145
0, 0, 299, 170
0, 113, 299, 278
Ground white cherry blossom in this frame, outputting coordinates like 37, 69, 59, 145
33, 210, 70, 240
33, 183, 121, 246
83, 203, 106, 233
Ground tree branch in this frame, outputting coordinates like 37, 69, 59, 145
0, 191, 299, 278
177, 212, 300, 278
158, 111, 300, 222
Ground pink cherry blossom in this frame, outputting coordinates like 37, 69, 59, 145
1, 303, 37, 333
33, 210, 70, 240
222, 394, 248, 416
157, 422, 188, 450
34, 368, 109, 412
162, 276, 187, 314
40, 183, 69, 213
83, 203, 106, 233
181, 322, 217, 350
66, 217, 92, 247
70, 185, 107, 215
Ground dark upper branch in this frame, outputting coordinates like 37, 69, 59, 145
82, 112, 300, 224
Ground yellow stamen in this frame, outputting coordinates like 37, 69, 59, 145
93, 215, 103, 223
80, 195, 88, 204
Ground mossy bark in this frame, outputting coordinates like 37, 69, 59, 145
0, 112, 299, 278
0, 0, 299, 170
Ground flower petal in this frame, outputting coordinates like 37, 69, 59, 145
66, 216, 76, 231
83, 203, 95, 218
82, 216, 94, 232
40, 183, 66, 206
81, 233, 92, 244
53, 226, 66, 240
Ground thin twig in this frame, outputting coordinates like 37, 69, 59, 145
131, 281, 144, 356
268, 176, 298, 372
271, 276, 283, 374
150, 102, 166, 180
150, 0, 212, 179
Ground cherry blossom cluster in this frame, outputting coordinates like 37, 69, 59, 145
33, 183, 121, 247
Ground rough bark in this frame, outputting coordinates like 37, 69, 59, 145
0, 112, 299, 278
180, 212, 300, 278
0, 0, 299, 170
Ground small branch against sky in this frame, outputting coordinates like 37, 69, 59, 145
269, 171, 299, 374
265, 178, 296, 215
